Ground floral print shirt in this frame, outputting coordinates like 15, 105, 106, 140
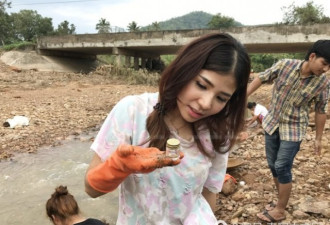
91, 92, 228, 225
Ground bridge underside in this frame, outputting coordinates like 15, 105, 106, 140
39, 42, 312, 57
37, 24, 330, 69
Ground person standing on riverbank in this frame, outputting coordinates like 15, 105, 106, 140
247, 40, 330, 223
46, 185, 107, 225
84, 33, 251, 224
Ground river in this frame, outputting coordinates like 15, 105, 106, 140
0, 131, 118, 225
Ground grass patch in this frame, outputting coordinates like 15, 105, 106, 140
94, 65, 160, 86
1, 42, 36, 51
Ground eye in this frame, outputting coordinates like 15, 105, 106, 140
196, 81, 207, 90
217, 96, 228, 103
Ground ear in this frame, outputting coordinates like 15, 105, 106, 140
51, 215, 60, 224
309, 52, 317, 61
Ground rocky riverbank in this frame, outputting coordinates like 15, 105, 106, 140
0, 52, 329, 224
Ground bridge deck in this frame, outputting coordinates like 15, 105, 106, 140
37, 24, 330, 58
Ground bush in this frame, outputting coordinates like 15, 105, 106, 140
2, 42, 36, 51
93, 65, 160, 86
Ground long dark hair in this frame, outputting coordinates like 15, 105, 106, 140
146, 33, 250, 156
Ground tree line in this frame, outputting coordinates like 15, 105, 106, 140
1, 0, 329, 72
1, 0, 329, 46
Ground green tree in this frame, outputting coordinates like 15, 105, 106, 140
0, 0, 10, 12
208, 13, 236, 29
56, 20, 76, 35
127, 21, 140, 32
151, 21, 160, 31
96, 18, 111, 33
250, 53, 304, 72
0, 0, 13, 45
11, 10, 53, 41
282, 1, 330, 25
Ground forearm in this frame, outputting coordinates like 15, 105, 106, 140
246, 115, 258, 125
202, 187, 216, 212
85, 153, 107, 198
247, 76, 262, 96
85, 145, 184, 197
315, 112, 327, 140
85, 176, 106, 198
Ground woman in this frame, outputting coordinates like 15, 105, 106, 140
46, 185, 106, 225
85, 33, 251, 224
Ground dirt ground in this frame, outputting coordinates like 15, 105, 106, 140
1, 51, 329, 224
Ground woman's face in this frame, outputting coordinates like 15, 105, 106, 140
177, 69, 237, 123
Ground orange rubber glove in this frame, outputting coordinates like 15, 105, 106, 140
87, 144, 184, 193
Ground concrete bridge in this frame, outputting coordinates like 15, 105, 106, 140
37, 24, 330, 69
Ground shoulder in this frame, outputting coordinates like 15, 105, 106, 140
74, 218, 106, 225
257, 104, 267, 109
276, 58, 301, 69
317, 74, 330, 91
114, 92, 158, 110
318, 74, 330, 83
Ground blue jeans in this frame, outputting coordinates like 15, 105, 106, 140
265, 129, 301, 184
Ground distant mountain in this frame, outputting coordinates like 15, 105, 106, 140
142, 11, 242, 31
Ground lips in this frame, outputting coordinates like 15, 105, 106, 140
188, 106, 203, 119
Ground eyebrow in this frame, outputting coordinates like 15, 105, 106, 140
198, 74, 233, 97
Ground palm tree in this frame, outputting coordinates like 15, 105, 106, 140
127, 21, 140, 32
96, 18, 111, 33
151, 21, 161, 31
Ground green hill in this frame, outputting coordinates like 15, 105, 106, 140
142, 11, 243, 31
159, 11, 213, 30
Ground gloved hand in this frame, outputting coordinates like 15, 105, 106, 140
87, 144, 184, 193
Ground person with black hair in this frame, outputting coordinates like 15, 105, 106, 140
46, 185, 106, 225
247, 40, 330, 223
246, 101, 268, 127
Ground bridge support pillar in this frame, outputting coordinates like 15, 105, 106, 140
134, 57, 139, 70
115, 55, 121, 67
125, 56, 131, 68
141, 58, 146, 69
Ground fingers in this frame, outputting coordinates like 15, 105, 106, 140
159, 151, 184, 167
179, 151, 184, 159
117, 145, 184, 173
117, 144, 134, 157
170, 157, 183, 166
141, 151, 184, 170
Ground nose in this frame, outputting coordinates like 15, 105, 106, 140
198, 94, 213, 110
323, 64, 330, 72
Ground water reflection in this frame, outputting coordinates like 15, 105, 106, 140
0, 131, 118, 225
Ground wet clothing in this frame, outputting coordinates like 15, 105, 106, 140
259, 59, 329, 142
91, 92, 228, 225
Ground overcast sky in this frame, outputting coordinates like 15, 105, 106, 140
7, 0, 330, 34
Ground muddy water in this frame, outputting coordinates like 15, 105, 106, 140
0, 132, 118, 225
